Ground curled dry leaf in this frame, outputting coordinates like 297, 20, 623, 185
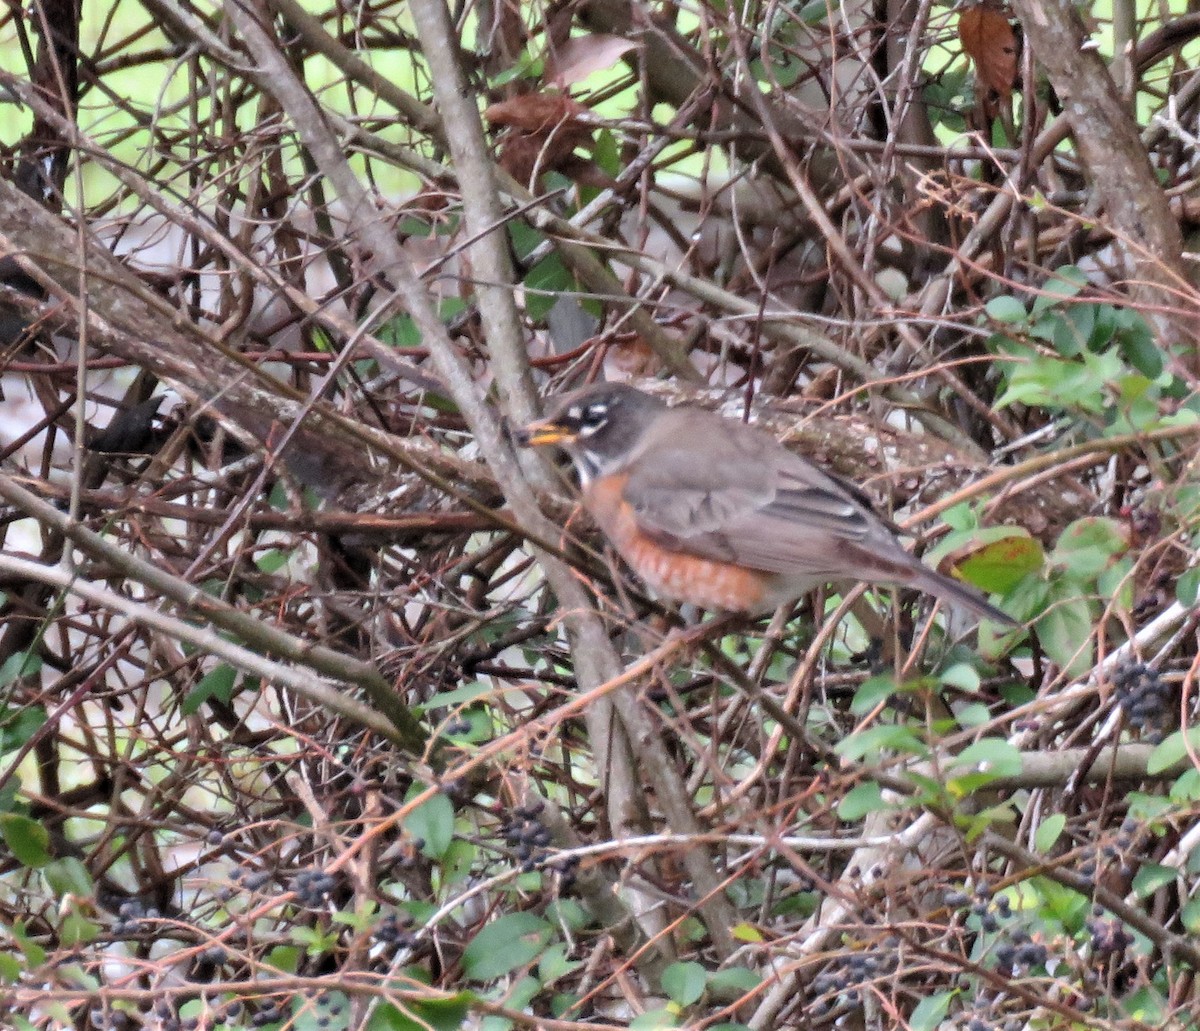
486, 91, 595, 185
958, 3, 1019, 99
484, 91, 590, 133
545, 34, 640, 87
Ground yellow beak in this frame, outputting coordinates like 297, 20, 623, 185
516, 419, 575, 447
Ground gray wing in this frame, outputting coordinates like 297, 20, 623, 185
623, 418, 886, 574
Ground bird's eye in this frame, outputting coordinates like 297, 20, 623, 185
578, 402, 609, 430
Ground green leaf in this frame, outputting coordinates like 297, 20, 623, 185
332, 902, 378, 932
1084, 301, 1117, 350
291, 994, 348, 1031
834, 725, 929, 762
59, 908, 100, 947
0, 813, 51, 868
546, 898, 590, 932
264, 945, 300, 973
594, 128, 620, 177
42, 857, 93, 897
1176, 567, 1200, 607
378, 313, 423, 349
796, 0, 829, 23
0, 950, 20, 983
947, 771, 1005, 797
837, 781, 887, 821
1132, 863, 1176, 898
182, 663, 238, 716
950, 530, 1044, 594
368, 994, 474, 1031
1051, 517, 1128, 579
1034, 813, 1066, 853
1115, 311, 1162, 378
462, 913, 552, 981
10, 921, 46, 967
985, 295, 1027, 324
480, 977, 538, 1030
508, 221, 545, 260
849, 673, 900, 715
441, 838, 476, 886
1030, 265, 1087, 315
0, 704, 46, 756
909, 989, 957, 1031
1147, 727, 1200, 774
255, 549, 288, 574
1172, 768, 1200, 804
707, 968, 762, 994
953, 739, 1023, 778
996, 349, 1122, 414
1096, 557, 1135, 612
290, 925, 338, 956
1030, 875, 1088, 924
940, 663, 981, 693
1050, 307, 1087, 357
1035, 594, 1094, 678
998, 681, 1037, 706
953, 702, 990, 728
538, 942, 581, 983
1182, 896, 1200, 934
422, 681, 492, 709
979, 576, 1046, 655
629, 1010, 679, 1030
661, 961, 707, 1006
524, 253, 574, 322
403, 792, 455, 860
491, 49, 543, 86
0, 651, 41, 688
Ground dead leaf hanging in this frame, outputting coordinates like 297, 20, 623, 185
958, 4, 1019, 99
484, 92, 590, 134
485, 91, 595, 185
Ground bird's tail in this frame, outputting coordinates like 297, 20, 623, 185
913, 567, 1019, 628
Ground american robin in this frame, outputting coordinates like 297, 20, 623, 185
516, 382, 1016, 626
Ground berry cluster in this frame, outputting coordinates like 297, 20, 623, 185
373, 911, 418, 950
973, 882, 1014, 933
292, 869, 338, 908
248, 999, 284, 1027
443, 716, 472, 736
112, 899, 160, 935
993, 930, 1049, 973
1111, 660, 1173, 742
226, 867, 271, 896
964, 1018, 1024, 1031
149, 1001, 202, 1031
944, 882, 1056, 997
809, 948, 897, 1014
495, 800, 580, 886
1087, 907, 1134, 959
945, 881, 1014, 935
500, 801, 553, 871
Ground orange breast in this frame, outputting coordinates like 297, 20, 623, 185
583, 474, 775, 613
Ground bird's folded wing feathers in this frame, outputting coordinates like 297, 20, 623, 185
624, 444, 883, 574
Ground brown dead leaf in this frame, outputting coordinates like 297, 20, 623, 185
484, 92, 590, 133
488, 92, 595, 186
497, 127, 593, 185
545, 34, 640, 87
958, 4, 1019, 99
607, 334, 661, 377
